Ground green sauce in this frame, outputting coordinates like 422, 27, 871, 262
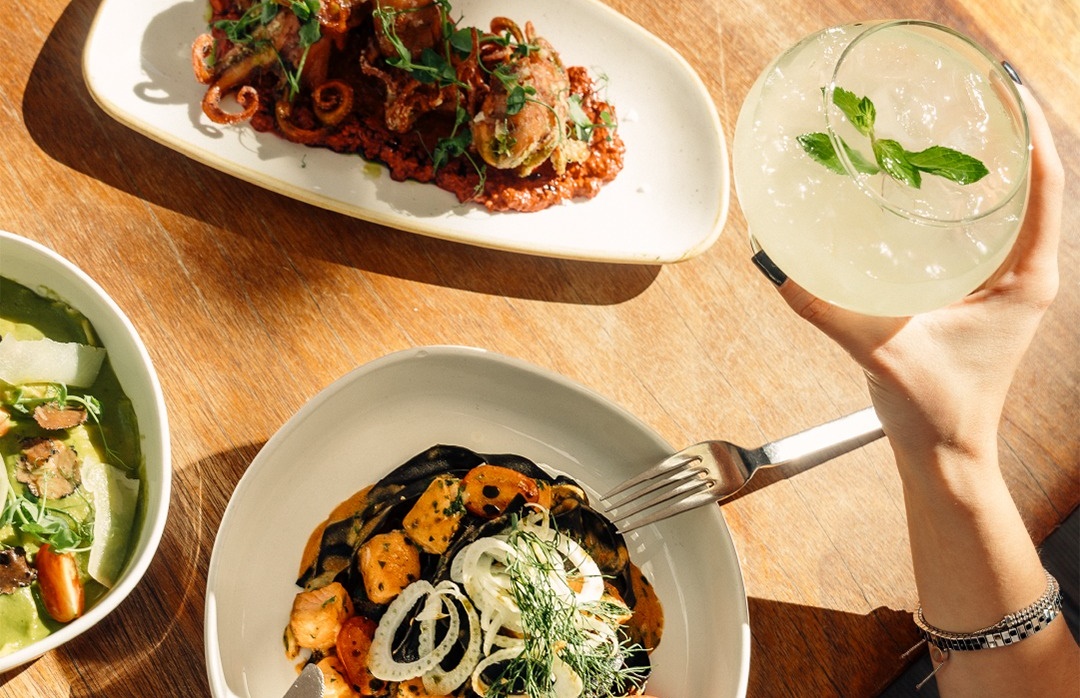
0, 277, 144, 656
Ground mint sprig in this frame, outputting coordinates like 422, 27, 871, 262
799, 86, 989, 189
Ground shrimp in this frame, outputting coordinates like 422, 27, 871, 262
287, 581, 354, 652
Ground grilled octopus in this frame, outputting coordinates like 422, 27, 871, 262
191, 0, 621, 209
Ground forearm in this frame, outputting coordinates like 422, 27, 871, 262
892, 440, 1079, 696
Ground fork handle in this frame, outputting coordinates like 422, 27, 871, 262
749, 406, 885, 471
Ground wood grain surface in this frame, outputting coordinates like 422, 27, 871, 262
1, 0, 1076, 696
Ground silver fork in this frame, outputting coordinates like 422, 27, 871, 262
602, 407, 885, 532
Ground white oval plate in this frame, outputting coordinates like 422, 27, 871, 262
83, 0, 728, 264
204, 346, 749, 697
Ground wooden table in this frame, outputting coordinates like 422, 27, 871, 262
2, 0, 1076, 696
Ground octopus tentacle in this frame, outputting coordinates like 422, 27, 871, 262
275, 100, 327, 144
489, 17, 524, 44
454, 28, 487, 115
192, 34, 216, 85
312, 80, 354, 126
202, 84, 260, 125
525, 21, 564, 71
199, 46, 278, 124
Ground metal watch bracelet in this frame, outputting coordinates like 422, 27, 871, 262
913, 570, 1063, 651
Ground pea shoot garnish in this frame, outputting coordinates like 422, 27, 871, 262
212, 0, 321, 101
799, 86, 989, 188
1, 489, 94, 553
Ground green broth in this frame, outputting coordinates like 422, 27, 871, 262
0, 277, 144, 656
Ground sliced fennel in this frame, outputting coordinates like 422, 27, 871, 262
79, 446, 139, 588
0, 334, 106, 388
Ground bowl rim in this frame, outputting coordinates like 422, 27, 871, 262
0, 230, 171, 672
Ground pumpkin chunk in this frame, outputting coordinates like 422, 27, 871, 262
402, 475, 465, 554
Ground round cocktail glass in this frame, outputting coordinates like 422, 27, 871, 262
733, 21, 1030, 316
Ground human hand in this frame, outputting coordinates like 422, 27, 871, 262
761, 85, 1063, 470
755, 82, 1078, 695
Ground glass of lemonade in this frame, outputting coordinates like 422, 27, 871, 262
733, 21, 1030, 316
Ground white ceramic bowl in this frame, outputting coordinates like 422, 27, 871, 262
0, 230, 171, 672
205, 347, 750, 698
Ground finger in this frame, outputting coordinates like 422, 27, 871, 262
751, 248, 905, 356
996, 85, 1064, 283
775, 273, 904, 358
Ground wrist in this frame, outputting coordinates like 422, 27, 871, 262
894, 443, 1047, 631
889, 434, 1003, 502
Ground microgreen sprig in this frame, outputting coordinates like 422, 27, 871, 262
798, 86, 989, 189
212, 0, 322, 101
7, 383, 128, 471
567, 94, 616, 142
1, 490, 94, 553
490, 64, 536, 117
432, 105, 473, 170
213, 0, 279, 44
373, 1, 465, 89
428, 101, 487, 197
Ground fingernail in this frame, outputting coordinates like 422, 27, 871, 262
751, 250, 787, 286
1002, 61, 1023, 85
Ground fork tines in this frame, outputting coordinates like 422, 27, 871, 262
601, 451, 715, 532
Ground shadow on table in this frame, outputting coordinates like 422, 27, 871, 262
744, 597, 922, 698
0, 442, 259, 698
21, 0, 662, 307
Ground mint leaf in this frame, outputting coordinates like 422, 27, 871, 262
873, 138, 921, 188
798, 133, 881, 176
907, 146, 990, 185
797, 133, 845, 175
831, 86, 875, 137
845, 145, 881, 175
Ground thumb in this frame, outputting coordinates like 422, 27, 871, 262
776, 277, 842, 329
752, 250, 903, 355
